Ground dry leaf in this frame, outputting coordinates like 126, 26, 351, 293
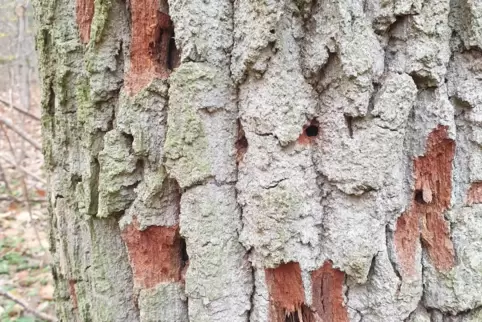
35, 188, 46, 197
7, 201, 18, 211
37, 301, 50, 312
14, 270, 29, 282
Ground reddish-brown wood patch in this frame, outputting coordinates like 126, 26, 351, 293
125, 0, 180, 94
311, 261, 349, 322
121, 219, 182, 288
265, 261, 348, 321
394, 211, 419, 276
265, 262, 305, 319
76, 0, 94, 44
68, 279, 78, 310
395, 125, 455, 275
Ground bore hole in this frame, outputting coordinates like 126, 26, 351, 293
270, 29, 276, 34
305, 125, 319, 137
414, 190, 426, 204
298, 119, 320, 145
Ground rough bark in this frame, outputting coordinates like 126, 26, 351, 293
34, 0, 482, 319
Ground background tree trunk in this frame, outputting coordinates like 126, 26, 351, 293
34, 0, 482, 319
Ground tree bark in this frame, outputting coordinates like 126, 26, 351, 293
34, 0, 482, 320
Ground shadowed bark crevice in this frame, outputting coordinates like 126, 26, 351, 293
236, 119, 248, 164
385, 225, 403, 284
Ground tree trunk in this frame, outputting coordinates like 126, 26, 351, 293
34, 0, 482, 319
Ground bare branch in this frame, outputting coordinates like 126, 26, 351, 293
0, 97, 40, 121
0, 154, 46, 184
0, 160, 15, 197
0, 115, 41, 151
0, 288, 57, 322
0, 196, 46, 202
0, 125, 46, 252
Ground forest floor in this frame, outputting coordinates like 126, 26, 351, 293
0, 88, 56, 321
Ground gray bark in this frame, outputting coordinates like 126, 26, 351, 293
34, 0, 482, 320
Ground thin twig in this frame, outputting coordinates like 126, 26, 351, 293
0, 288, 57, 322
0, 154, 46, 184
0, 160, 15, 197
0, 124, 46, 252
0, 196, 46, 202
0, 97, 40, 121
0, 115, 41, 151
20, 172, 39, 242
15, 6, 32, 163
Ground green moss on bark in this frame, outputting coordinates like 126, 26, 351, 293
164, 63, 216, 188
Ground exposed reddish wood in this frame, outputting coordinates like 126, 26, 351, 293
265, 262, 306, 321
311, 261, 349, 322
297, 133, 311, 145
394, 125, 455, 274
300, 306, 318, 322
282, 305, 317, 322
121, 219, 182, 288
421, 211, 454, 271
394, 211, 419, 276
416, 125, 455, 271
68, 280, 78, 311
467, 182, 482, 205
125, 0, 180, 94
75, 0, 94, 44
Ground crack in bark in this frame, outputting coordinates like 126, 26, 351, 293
385, 229, 404, 300
260, 178, 288, 190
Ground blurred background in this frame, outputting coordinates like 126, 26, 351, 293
0, 0, 55, 321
